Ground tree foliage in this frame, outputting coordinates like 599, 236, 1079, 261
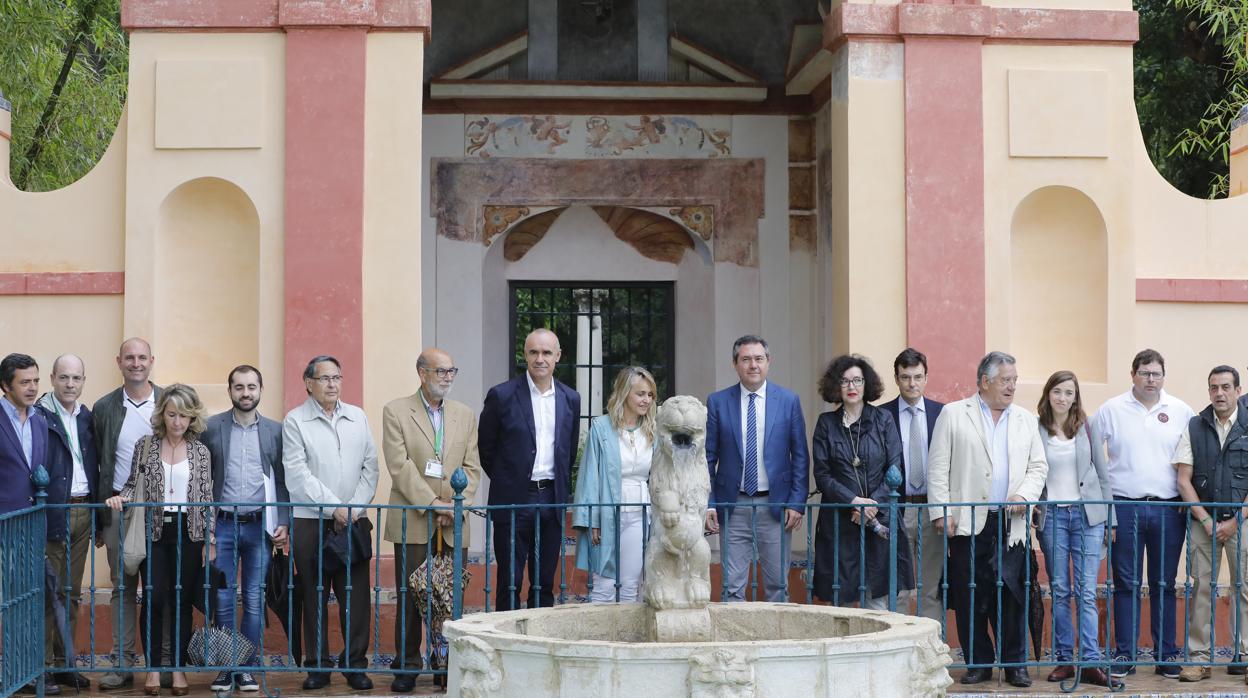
0, 0, 127, 192
1135, 0, 1247, 198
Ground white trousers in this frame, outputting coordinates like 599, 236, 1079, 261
591, 508, 646, 603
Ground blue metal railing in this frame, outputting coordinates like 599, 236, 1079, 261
9, 466, 1248, 695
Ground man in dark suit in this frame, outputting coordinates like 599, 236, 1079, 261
202, 365, 288, 693
704, 335, 809, 602
36, 354, 98, 690
0, 353, 44, 514
1, 353, 60, 697
880, 348, 945, 622
479, 328, 581, 610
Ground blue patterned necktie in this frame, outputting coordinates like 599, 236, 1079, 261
744, 392, 759, 495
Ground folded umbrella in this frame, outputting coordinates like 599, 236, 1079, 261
409, 531, 470, 686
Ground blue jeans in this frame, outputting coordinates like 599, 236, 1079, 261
213, 514, 270, 665
1040, 506, 1105, 662
1110, 498, 1184, 663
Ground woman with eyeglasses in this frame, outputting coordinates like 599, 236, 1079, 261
811, 354, 913, 608
572, 366, 659, 602
106, 384, 213, 696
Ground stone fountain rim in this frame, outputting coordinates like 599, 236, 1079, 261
442, 601, 942, 651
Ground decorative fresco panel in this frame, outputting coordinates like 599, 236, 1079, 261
465, 115, 731, 159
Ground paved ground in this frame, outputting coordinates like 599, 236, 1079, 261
45, 671, 446, 697
948, 666, 1248, 697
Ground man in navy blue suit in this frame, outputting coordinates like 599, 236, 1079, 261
479, 328, 581, 610
1, 353, 62, 697
880, 348, 945, 621
704, 335, 809, 602
0, 353, 46, 514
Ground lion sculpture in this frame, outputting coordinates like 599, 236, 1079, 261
643, 395, 712, 610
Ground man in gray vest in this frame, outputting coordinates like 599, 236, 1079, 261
1175, 364, 1248, 683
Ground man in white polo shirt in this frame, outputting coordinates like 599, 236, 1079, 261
1092, 349, 1194, 679
92, 338, 161, 691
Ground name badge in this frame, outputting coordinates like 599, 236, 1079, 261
424, 459, 444, 478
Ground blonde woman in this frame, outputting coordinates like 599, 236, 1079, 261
572, 367, 658, 602
107, 384, 213, 696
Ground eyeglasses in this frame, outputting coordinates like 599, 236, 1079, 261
312, 375, 343, 385
422, 367, 460, 379
839, 377, 864, 387
993, 376, 1019, 387
1136, 371, 1163, 380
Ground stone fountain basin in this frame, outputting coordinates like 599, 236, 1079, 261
443, 602, 952, 697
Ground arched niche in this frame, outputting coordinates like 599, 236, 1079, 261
1009, 186, 1108, 383
155, 177, 260, 385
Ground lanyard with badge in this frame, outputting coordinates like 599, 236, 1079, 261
424, 402, 445, 478
52, 400, 83, 466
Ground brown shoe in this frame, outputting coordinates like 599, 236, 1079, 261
1179, 665, 1211, 682
1046, 665, 1075, 682
1080, 668, 1124, 689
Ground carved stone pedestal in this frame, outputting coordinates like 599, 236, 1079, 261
651, 607, 712, 643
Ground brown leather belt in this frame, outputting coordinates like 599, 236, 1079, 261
68, 496, 91, 504
903, 495, 928, 504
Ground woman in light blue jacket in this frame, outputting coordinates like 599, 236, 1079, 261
573, 366, 658, 602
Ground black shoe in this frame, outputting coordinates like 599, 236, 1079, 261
960, 668, 992, 684
1155, 663, 1182, 679
53, 672, 90, 689
391, 675, 416, 693
302, 672, 331, 690
1231, 655, 1246, 675
16, 682, 61, 695
345, 673, 373, 691
1005, 667, 1032, 687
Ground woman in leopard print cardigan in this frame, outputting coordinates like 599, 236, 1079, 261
107, 384, 213, 696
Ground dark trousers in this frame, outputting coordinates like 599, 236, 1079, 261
391, 537, 467, 671
140, 520, 203, 669
293, 518, 371, 672
1110, 497, 1184, 662
947, 511, 1028, 666
492, 484, 561, 610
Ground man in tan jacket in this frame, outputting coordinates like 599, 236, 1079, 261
928, 351, 1048, 688
382, 348, 482, 693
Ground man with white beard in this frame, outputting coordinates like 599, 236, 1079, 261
381, 348, 482, 692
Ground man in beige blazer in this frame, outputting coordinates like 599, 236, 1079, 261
928, 351, 1048, 688
382, 348, 482, 693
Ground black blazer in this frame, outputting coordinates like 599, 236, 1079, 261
202, 410, 290, 529
880, 396, 943, 487
37, 398, 99, 539
479, 373, 581, 511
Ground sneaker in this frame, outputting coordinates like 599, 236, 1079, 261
98, 672, 134, 691
236, 673, 259, 692
1156, 663, 1182, 679
210, 671, 234, 692
1109, 655, 1136, 678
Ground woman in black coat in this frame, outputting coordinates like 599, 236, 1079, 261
812, 354, 913, 607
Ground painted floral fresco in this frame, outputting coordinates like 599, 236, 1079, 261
465, 115, 731, 158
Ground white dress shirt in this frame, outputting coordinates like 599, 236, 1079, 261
738, 381, 770, 493
114, 394, 155, 492
44, 396, 90, 497
527, 372, 557, 482
899, 399, 928, 496
1093, 389, 1194, 499
977, 395, 1012, 505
